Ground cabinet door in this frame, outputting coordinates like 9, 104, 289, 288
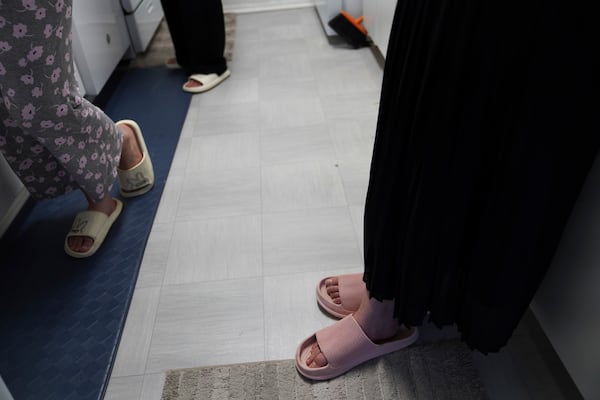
72, 0, 130, 95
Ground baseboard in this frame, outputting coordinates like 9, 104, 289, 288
223, 2, 313, 14
0, 187, 30, 239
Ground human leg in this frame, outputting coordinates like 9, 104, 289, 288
0, 1, 151, 257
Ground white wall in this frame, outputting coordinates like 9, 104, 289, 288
532, 152, 600, 400
222, 0, 313, 13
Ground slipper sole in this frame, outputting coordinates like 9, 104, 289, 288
64, 199, 123, 258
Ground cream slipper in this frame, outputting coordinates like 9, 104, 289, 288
116, 120, 154, 198
64, 199, 123, 258
183, 70, 231, 93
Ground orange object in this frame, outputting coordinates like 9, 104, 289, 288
340, 10, 367, 35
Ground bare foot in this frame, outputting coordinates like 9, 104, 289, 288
325, 277, 343, 304
183, 78, 202, 90
117, 122, 143, 170
66, 195, 118, 253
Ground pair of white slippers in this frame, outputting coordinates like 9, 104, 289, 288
165, 58, 231, 93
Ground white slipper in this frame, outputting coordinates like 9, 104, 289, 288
116, 119, 155, 198
183, 70, 231, 93
64, 199, 123, 258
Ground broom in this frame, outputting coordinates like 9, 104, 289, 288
328, 10, 369, 49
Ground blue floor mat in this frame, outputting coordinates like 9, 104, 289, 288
0, 67, 190, 400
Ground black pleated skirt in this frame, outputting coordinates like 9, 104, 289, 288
363, 0, 598, 353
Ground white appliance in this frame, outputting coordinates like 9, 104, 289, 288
121, 0, 164, 53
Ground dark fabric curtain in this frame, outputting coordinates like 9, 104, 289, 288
363, 0, 597, 353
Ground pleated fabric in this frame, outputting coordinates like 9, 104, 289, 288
363, 0, 597, 353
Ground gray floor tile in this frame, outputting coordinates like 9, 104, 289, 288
261, 160, 347, 212
262, 207, 362, 275
177, 167, 261, 220
145, 279, 265, 373
164, 215, 262, 284
112, 287, 161, 376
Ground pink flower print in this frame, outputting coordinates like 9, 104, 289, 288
30, 144, 44, 154
54, 122, 64, 130
91, 152, 98, 161
100, 153, 107, 164
35, 8, 46, 20
45, 54, 54, 65
24, 175, 36, 183
84, 125, 92, 135
31, 87, 43, 97
57, 170, 65, 177
22, 121, 32, 128
85, 171, 93, 179
95, 127, 103, 136
19, 158, 33, 170
80, 108, 89, 118
7, 89, 15, 97
58, 154, 71, 163
95, 183, 104, 194
0, 62, 5, 75
76, 169, 83, 175
13, 24, 28, 38
18, 58, 27, 67
94, 172, 102, 180
3, 119, 18, 128
22, 0, 37, 10
78, 141, 85, 150
0, 16, 6, 28
43, 24, 53, 38
50, 67, 61, 83
66, 136, 74, 145
55, 0, 64, 12
54, 137, 66, 146
64, 52, 70, 62
66, 6, 72, 18
0, 41, 13, 52
27, 46, 43, 62
55, 25, 64, 39
15, 136, 24, 144
3, 97, 10, 109
20, 74, 34, 85
56, 104, 68, 117
79, 156, 87, 169
40, 120, 54, 129
45, 187, 57, 196
45, 161, 56, 171
21, 103, 36, 120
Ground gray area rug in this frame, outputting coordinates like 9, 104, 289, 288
130, 13, 235, 68
161, 340, 488, 400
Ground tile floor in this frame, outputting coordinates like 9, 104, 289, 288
104, 7, 581, 400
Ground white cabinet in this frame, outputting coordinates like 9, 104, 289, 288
363, 0, 396, 57
72, 0, 130, 95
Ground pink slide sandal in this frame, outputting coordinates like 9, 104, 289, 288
295, 315, 419, 381
316, 273, 364, 318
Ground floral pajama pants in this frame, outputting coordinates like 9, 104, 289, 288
0, 0, 121, 202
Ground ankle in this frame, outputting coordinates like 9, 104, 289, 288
353, 294, 399, 341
